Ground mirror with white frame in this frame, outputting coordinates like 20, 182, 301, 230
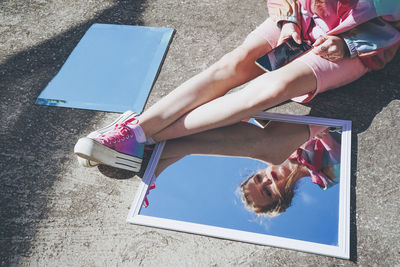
127, 112, 351, 259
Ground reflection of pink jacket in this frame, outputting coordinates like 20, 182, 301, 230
292, 132, 341, 190
267, 0, 400, 70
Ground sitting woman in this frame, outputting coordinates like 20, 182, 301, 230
74, 0, 399, 171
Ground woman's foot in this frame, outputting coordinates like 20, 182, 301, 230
75, 110, 137, 168
74, 112, 144, 172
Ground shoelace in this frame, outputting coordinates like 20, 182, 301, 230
143, 183, 156, 208
98, 117, 138, 144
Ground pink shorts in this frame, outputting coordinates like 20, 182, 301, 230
250, 18, 369, 102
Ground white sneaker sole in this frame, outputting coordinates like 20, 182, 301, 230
76, 110, 137, 168
77, 156, 99, 167
74, 137, 142, 172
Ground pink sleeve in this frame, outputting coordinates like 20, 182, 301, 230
320, 134, 341, 162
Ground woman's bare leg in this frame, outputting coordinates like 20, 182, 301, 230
152, 59, 317, 141
137, 33, 272, 138
155, 121, 309, 176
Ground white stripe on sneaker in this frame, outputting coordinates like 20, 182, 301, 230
74, 137, 142, 172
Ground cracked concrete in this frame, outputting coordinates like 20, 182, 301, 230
1, 0, 399, 266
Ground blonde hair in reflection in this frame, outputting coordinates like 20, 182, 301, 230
240, 159, 300, 217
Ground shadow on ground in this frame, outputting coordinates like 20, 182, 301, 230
0, 1, 149, 265
1, 0, 399, 262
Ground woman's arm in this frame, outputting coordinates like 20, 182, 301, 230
340, 18, 400, 58
311, 17, 400, 64
267, 0, 302, 45
267, 0, 299, 27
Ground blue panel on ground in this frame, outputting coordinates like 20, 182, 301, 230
36, 23, 174, 113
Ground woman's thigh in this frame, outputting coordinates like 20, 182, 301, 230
293, 52, 369, 102
246, 60, 317, 108
249, 51, 368, 108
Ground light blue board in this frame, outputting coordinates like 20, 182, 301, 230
36, 24, 174, 113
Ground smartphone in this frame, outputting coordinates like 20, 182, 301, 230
255, 39, 312, 71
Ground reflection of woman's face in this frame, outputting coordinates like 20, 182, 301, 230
242, 165, 291, 208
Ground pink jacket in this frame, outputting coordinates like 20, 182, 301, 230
267, 0, 400, 70
291, 132, 341, 190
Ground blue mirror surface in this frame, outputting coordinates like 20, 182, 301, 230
139, 120, 341, 246
36, 24, 174, 113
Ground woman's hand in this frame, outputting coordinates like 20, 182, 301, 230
278, 21, 302, 45
313, 36, 348, 62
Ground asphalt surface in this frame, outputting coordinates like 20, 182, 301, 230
1, 0, 399, 266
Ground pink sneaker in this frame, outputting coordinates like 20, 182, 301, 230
74, 116, 144, 172
76, 110, 137, 168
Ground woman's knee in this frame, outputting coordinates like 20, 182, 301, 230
209, 46, 252, 81
208, 37, 270, 81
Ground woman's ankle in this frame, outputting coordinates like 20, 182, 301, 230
130, 123, 147, 143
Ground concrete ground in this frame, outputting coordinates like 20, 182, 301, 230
1, 0, 399, 266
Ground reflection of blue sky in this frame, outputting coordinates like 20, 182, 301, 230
37, 24, 174, 113
140, 153, 339, 246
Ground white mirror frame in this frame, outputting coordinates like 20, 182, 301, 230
127, 112, 351, 259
